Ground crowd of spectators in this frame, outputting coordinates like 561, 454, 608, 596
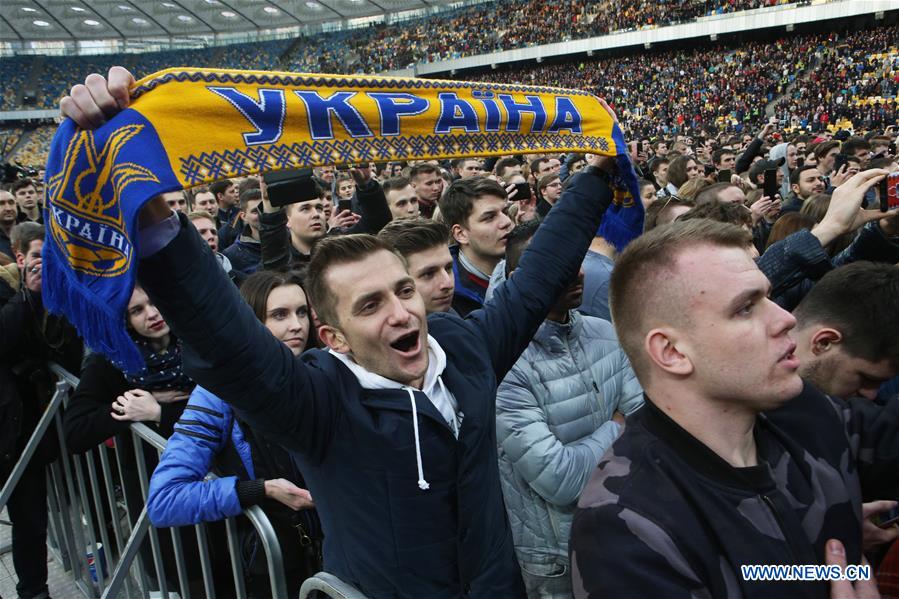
0, 0, 815, 112
2, 54, 899, 598
4, 23, 897, 169
772, 25, 899, 132
468, 25, 897, 137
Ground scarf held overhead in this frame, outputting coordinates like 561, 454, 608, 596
43, 68, 642, 371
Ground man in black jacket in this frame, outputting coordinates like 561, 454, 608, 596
258, 168, 391, 270
1, 223, 82, 599
62, 68, 623, 597
570, 197, 899, 597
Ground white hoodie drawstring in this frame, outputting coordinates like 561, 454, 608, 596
406, 388, 430, 491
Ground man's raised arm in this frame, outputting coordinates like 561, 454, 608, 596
60, 69, 337, 461
466, 155, 617, 380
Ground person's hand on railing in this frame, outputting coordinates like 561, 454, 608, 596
111, 389, 161, 423
264, 478, 315, 511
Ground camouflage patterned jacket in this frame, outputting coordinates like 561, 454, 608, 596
570, 382, 899, 598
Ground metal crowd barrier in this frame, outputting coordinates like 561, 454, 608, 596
0, 364, 298, 598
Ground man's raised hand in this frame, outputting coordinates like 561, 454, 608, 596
60, 66, 135, 129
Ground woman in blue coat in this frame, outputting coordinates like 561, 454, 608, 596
147, 270, 322, 595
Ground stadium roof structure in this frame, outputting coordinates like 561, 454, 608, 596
0, 0, 461, 43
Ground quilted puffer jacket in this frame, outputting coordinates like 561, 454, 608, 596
496, 311, 642, 574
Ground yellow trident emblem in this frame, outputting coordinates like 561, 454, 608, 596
47, 125, 159, 277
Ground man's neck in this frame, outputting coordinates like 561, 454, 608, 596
290, 232, 313, 256
546, 308, 570, 324
651, 386, 759, 468
458, 248, 496, 280
0, 220, 13, 237
589, 236, 617, 259
245, 226, 260, 242
21, 206, 39, 221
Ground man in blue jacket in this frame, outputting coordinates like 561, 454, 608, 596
61, 69, 621, 597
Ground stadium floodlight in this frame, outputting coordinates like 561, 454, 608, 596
71, 6, 87, 12
33, 19, 50, 27
264, 6, 280, 13
305, 1, 322, 8
177, 14, 193, 22
84, 19, 101, 26
221, 10, 237, 18
21, 6, 38, 12
131, 17, 149, 25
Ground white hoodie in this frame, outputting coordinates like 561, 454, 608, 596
329, 335, 461, 490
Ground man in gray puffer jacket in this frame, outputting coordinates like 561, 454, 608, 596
493, 221, 643, 598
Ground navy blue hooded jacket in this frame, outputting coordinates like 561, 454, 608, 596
138, 169, 614, 597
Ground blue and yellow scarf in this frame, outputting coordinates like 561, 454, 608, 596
43, 68, 642, 371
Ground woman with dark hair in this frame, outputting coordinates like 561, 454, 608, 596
64, 285, 199, 594
64, 285, 193, 452
147, 269, 323, 596
666, 155, 700, 194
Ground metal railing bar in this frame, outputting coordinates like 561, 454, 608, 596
194, 523, 217, 598
0, 381, 66, 512
244, 505, 288, 598
225, 516, 249, 599
101, 508, 151, 599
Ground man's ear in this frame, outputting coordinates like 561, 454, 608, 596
810, 328, 842, 355
15, 251, 25, 270
318, 324, 350, 354
791, 182, 800, 196
451, 223, 469, 246
645, 328, 694, 376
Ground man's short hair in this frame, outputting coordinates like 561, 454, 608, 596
610, 219, 752, 377
239, 188, 262, 210
187, 210, 216, 223
409, 163, 440, 180
504, 220, 540, 277
650, 157, 669, 173
438, 177, 507, 229
840, 137, 870, 156
306, 234, 400, 326
793, 262, 899, 368
495, 157, 521, 179
813, 141, 841, 161
209, 179, 234, 198
790, 164, 819, 186
10, 178, 36, 194
237, 177, 260, 196
10, 221, 44, 255
712, 148, 735, 166
537, 173, 559, 191
677, 201, 751, 228
529, 157, 550, 174
643, 196, 695, 232
382, 176, 412, 196
694, 182, 738, 206
378, 218, 450, 258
